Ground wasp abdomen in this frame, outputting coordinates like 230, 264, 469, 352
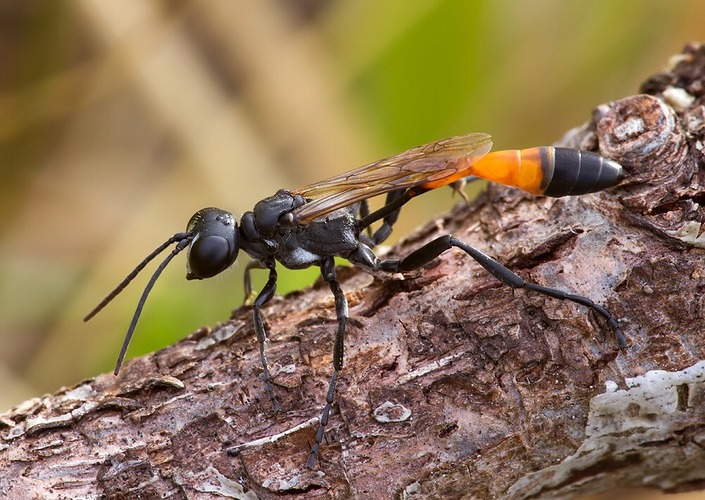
465, 146, 623, 197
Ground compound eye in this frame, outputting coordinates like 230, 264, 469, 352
187, 235, 235, 279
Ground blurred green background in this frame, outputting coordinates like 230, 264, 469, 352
0, 0, 703, 417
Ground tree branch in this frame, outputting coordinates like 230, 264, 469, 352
2, 42, 705, 499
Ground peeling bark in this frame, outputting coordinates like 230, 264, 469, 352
2, 43, 705, 499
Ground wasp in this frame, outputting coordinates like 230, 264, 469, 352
85, 133, 626, 468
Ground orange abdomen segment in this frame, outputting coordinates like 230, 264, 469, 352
465, 147, 623, 197
467, 148, 545, 194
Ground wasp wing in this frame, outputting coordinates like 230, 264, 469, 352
291, 133, 492, 224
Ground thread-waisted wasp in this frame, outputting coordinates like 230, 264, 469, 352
84, 132, 627, 468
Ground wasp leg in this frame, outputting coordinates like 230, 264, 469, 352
379, 235, 627, 349
359, 200, 373, 240
243, 260, 266, 306
450, 178, 470, 204
252, 260, 281, 412
357, 190, 406, 248
358, 186, 433, 244
307, 257, 347, 469
369, 189, 407, 246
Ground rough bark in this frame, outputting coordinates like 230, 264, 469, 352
2, 43, 705, 499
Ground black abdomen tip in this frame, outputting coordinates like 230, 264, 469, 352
543, 148, 624, 197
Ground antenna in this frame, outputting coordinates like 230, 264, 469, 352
84, 232, 193, 374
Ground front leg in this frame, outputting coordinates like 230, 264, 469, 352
307, 257, 347, 469
243, 260, 266, 305
252, 259, 281, 411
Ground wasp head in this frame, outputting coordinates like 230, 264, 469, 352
185, 207, 240, 280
